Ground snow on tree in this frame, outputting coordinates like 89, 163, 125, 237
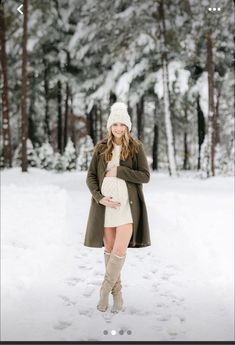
12, 139, 39, 168
53, 152, 66, 172
3, 0, 234, 176
27, 139, 40, 168
64, 138, 77, 171
0, 150, 4, 169
77, 135, 94, 171
12, 144, 21, 167
37, 141, 54, 170
200, 134, 210, 179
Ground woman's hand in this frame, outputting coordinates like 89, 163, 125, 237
99, 196, 121, 208
105, 166, 117, 177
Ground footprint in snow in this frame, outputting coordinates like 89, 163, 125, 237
88, 280, 101, 286
53, 320, 72, 330
102, 313, 113, 323
83, 286, 95, 297
125, 306, 146, 315
178, 315, 185, 322
166, 264, 181, 272
79, 308, 93, 317
135, 254, 144, 261
93, 270, 104, 277
66, 277, 83, 286
157, 314, 170, 322
152, 282, 161, 290
142, 267, 159, 280
166, 315, 185, 337
58, 295, 76, 306
142, 273, 152, 279
156, 302, 167, 308
161, 275, 170, 281
78, 264, 92, 270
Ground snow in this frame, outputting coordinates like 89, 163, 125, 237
154, 61, 190, 99
1, 168, 234, 341
116, 59, 149, 101
90, 61, 126, 102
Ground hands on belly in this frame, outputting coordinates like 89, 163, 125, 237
99, 196, 121, 208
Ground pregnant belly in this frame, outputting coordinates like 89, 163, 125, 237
101, 177, 129, 203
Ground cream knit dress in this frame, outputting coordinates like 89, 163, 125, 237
101, 144, 133, 227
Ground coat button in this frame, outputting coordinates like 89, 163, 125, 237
130, 201, 133, 204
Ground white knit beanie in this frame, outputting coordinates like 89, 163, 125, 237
107, 102, 132, 131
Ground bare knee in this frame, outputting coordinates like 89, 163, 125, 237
104, 244, 113, 253
112, 245, 126, 257
112, 224, 132, 256
103, 237, 113, 252
103, 227, 116, 253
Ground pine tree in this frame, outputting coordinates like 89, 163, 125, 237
0, 149, 4, 169
12, 144, 21, 167
27, 139, 39, 167
200, 134, 210, 179
37, 141, 54, 170
77, 135, 94, 171
53, 152, 66, 172
64, 138, 77, 171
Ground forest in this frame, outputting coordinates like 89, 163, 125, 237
0, 0, 234, 177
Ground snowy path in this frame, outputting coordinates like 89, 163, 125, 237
1, 168, 234, 341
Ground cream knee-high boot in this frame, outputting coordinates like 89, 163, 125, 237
104, 251, 123, 313
97, 251, 126, 312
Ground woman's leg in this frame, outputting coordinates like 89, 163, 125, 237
97, 224, 133, 312
109, 223, 133, 312
103, 227, 116, 253
103, 226, 122, 294
97, 227, 117, 312
112, 223, 133, 256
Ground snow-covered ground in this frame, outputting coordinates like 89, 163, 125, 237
1, 168, 234, 341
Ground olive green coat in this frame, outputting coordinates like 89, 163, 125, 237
84, 143, 151, 248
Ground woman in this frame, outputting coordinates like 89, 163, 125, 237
84, 102, 151, 313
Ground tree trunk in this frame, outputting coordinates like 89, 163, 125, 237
43, 56, 50, 142
98, 101, 103, 140
20, 0, 28, 172
64, 82, 69, 150
214, 81, 222, 145
152, 100, 158, 170
206, 31, 216, 176
183, 103, 189, 170
162, 55, 176, 176
197, 95, 205, 170
159, 0, 177, 176
28, 72, 37, 145
137, 96, 144, 141
109, 91, 117, 106
87, 104, 96, 144
57, 80, 62, 153
152, 124, 159, 170
94, 104, 98, 144
0, 2, 12, 168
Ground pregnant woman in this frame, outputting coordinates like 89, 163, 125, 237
84, 102, 151, 313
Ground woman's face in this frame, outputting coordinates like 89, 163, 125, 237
111, 123, 127, 139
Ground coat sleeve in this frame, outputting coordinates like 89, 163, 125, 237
86, 151, 104, 204
116, 143, 150, 184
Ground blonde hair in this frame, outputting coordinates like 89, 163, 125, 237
94, 126, 141, 162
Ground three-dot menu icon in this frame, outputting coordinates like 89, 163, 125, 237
208, 7, 221, 11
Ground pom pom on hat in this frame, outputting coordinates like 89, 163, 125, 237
107, 102, 132, 131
